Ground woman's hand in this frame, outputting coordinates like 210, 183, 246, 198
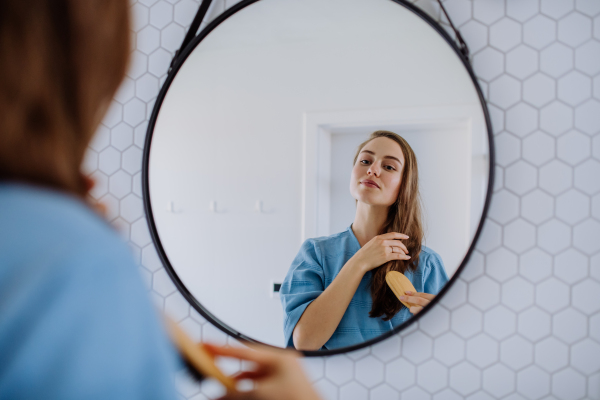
399, 291, 435, 315
350, 232, 411, 273
204, 344, 322, 400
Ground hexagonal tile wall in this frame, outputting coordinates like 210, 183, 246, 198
86, 0, 600, 398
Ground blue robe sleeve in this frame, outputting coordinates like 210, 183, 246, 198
279, 240, 325, 348
422, 249, 449, 295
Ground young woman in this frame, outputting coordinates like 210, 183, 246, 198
280, 130, 449, 350
0, 1, 320, 399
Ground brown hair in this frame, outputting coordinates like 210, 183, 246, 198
0, 0, 130, 197
352, 130, 424, 321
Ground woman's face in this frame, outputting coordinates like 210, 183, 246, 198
350, 137, 405, 207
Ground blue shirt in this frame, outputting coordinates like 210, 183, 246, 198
280, 225, 449, 350
0, 183, 179, 400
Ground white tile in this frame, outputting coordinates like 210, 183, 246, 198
461, 251, 485, 282
201, 323, 228, 346
400, 386, 429, 400
385, 358, 416, 391
473, 48, 504, 82
576, 0, 600, 16
81, 149, 98, 176
536, 277, 570, 312
555, 248, 588, 283
504, 219, 537, 254
506, 45, 539, 80
539, 161, 573, 195
500, 335, 533, 369
131, 219, 152, 247
150, 2, 173, 30
301, 357, 324, 382
558, 71, 592, 106
483, 305, 517, 340
590, 312, 600, 342
419, 305, 450, 338
494, 133, 521, 167
161, 23, 186, 52
441, 0, 472, 26
99, 147, 121, 175
595, 14, 600, 40
460, 21, 488, 54
572, 279, 600, 314
518, 307, 551, 341
103, 101, 123, 128
468, 276, 501, 311
434, 333, 465, 366
110, 123, 134, 151
522, 131, 555, 167
486, 248, 518, 282
589, 373, 600, 400
135, 73, 159, 102
502, 277, 535, 312
109, 170, 132, 199
594, 136, 600, 159
134, 121, 148, 147
442, 279, 468, 309
574, 99, 600, 135
466, 334, 498, 368
314, 380, 337, 400
165, 291, 190, 322
558, 131, 592, 166
370, 384, 399, 400
90, 125, 111, 152
553, 308, 588, 343
175, 369, 200, 398
520, 248, 553, 283
417, 360, 448, 393
179, 317, 202, 342
99, 194, 119, 222
540, 101, 574, 136
401, 331, 432, 363
535, 337, 569, 374
476, 220, 503, 254
595, 76, 600, 100
124, 98, 147, 126
127, 50, 148, 80
540, 43, 574, 78
347, 347, 370, 361
149, 48, 172, 77
521, 189, 554, 224
152, 268, 177, 297
556, 189, 591, 226
506, 161, 538, 195
371, 335, 400, 363
174, 0, 198, 26
516, 366, 551, 399
541, 0, 575, 19
482, 364, 515, 398
489, 75, 521, 109
355, 356, 384, 388
488, 104, 505, 134
507, 0, 539, 21
432, 389, 462, 400
325, 355, 354, 385
137, 25, 161, 54
120, 193, 144, 222
575, 41, 600, 76
558, 12, 593, 46
506, 103, 539, 137
111, 217, 130, 242
451, 304, 483, 339
592, 252, 600, 281
523, 73, 556, 108
524, 16, 557, 49
494, 166, 504, 192
552, 368, 586, 400
488, 189, 519, 224
473, 0, 505, 24
131, 3, 150, 33
538, 219, 572, 254
142, 245, 164, 272
139, 0, 159, 6
122, 146, 143, 175
449, 362, 481, 396
574, 159, 600, 195
490, 18, 522, 52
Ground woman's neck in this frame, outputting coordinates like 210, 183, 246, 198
351, 202, 389, 247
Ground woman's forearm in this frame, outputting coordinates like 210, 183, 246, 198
292, 258, 366, 350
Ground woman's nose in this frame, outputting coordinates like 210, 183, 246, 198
368, 163, 381, 177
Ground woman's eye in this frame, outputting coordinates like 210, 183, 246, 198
385, 165, 396, 171
360, 160, 370, 165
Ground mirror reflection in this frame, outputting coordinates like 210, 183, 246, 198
148, 0, 490, 350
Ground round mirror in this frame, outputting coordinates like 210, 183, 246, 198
144, 0, 493, 354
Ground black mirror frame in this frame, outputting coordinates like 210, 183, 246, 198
142, 0, 495, 357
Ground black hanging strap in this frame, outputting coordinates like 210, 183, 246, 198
169, 0, 213, 71
436, 0, 470, 60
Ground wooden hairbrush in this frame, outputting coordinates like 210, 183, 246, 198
386, 271, 418, 309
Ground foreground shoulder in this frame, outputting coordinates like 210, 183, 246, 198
419, 246, 444, 269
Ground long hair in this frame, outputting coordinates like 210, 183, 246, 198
0, 0, 130, 197
352, 130, 424, 321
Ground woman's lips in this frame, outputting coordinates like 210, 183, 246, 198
361, 180, 380, 188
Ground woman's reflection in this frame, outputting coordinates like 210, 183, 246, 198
280, 130, 449, 350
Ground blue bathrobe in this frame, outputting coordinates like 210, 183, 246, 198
280, 225, 449, 350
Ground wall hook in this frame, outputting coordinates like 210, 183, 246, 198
255, 200, 263, 213
167, 201, 181, 213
